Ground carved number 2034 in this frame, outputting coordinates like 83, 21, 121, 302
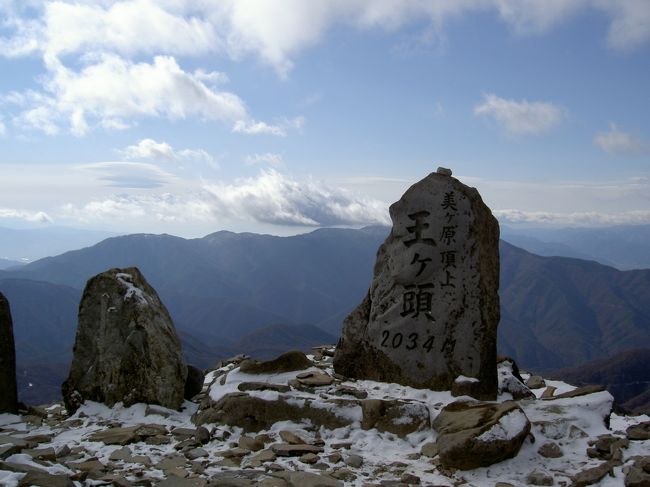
380, 330, 434, 352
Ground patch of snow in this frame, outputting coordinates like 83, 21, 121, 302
0, 414, 21, 427
476, 409, 529, 442
116, 272, 148, 305
455, 375, 479, 383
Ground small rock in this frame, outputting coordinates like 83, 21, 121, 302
238, 382, 291, 393
296, 371, 335, 387
345, 454, 363, 468
401, 473, 421, 484
239, 350, 312, 374
543, 385, 605, 400
526, 376, 546, 389
194, 426, 210, 444
526, 470, 554, 485
279, 430, 307, 445
300, 452, 320, 464
239, 435, 264, 451
538, 442, 563, 458
420, 442, 437, 458
437, 166, 452, 176
572, 462, 613, 487
250, 448, 277, 463
541, 386, 557, 399
17, 471, 75, 487
627, 422, 650, 441
328, 452, 343, 463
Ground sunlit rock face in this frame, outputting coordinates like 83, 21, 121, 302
62, 267, 187, 413
334, 169, 500, 400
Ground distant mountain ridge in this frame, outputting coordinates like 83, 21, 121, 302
2, 225, 650, 405
501, 224, 650, 270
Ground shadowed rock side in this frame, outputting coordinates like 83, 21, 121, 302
62, 267, 187, 413
0, 292, 18, 413
334, 170, 500, 399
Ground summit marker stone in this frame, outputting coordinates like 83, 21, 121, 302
0, 292, 18, 413
333, 168, 500, 399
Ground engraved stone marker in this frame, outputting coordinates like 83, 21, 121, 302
333, 168, 500, 399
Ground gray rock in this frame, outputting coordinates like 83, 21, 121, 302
345, 454, 363, 468
572, 462, 614, 487
624, 456, 650, 487
192, 392, 350, 432
538, 442, 563, 458
334, 172, 500, 400
274, 471, 343, 487
239, 435, 264, 451
239, 350, 312, 374
279, 430, 307, 445
0, 292, 18, 414
526, 375, 546, 389
627, 421, 650, 441
62, 267, 187, 413
526, 470, 554, 485
542, 385, 605, 400
17, 471, 75, 487
296, 371, 335, 386
433, 400, 531, 470
361, 399, 430, 437
420, 442, 437, 458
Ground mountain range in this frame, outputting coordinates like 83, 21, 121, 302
1, 226, 649, 407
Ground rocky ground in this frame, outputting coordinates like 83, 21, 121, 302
1, 347, 649, 487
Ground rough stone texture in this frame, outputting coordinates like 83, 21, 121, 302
0, 292, 18, 413
62, 267, 187, 413
360, 399, 430, 437
433, 400, 531, 470
334, 171, 500, 400
627, 422, 650, 441
624, 456, 650, 487
193, 392, 351, 432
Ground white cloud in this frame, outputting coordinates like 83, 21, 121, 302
232, 116, 305, 137
474, 93, 566, 135
9, 54, 248, 135
58, 169, 389, 228
495, 208, 650, 226
245, 153, 284, 166
120, 138, 216, 166
3, 1, 648, 79
0, 207, 53, 223
0, 119, 5, 136
595, 0, 650, 50
594, 123, 646, 154
203, 169, 390, 226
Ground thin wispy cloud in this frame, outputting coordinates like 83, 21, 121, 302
232, 117, 305, 137
75, 161, 174, 189
593, 123, 647, 155
474, 93, 566, 135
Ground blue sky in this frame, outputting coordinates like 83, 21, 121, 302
0, 0, 649, 237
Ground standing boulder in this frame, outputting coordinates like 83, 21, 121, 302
333, 168, 500, 399
62, 267, 187, 413
0, 292, 18, 413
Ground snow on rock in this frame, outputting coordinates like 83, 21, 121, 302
2, 348, 648, 486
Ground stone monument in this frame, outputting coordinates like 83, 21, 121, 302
62, 267, 188, 413
0, 292, 18, 413
333, 168, 500, 399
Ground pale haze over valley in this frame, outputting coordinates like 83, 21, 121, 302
0, 1, 649, 240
